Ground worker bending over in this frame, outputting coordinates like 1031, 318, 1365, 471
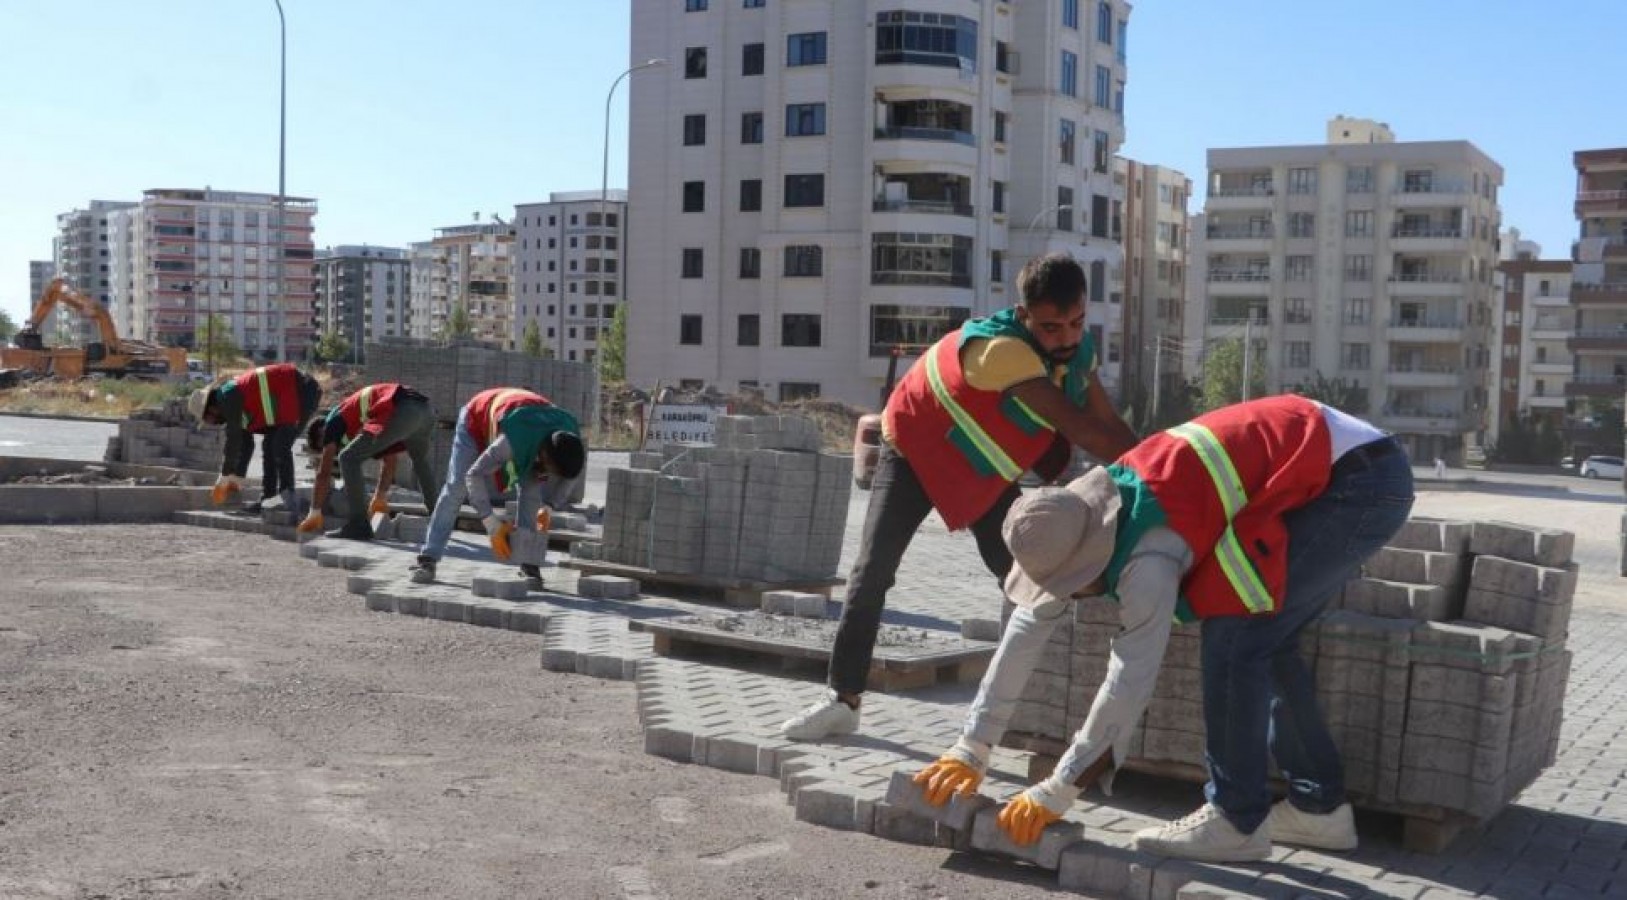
299, 382, 440, 541
190, 363, 322, 515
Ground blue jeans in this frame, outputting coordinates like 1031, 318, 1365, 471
1200, 440, 1415, 834
419, 407, 480, 562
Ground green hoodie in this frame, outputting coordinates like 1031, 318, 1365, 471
496, 404, 580, 492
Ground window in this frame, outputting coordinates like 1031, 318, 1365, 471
1097, 1, 1113, 42
994, 110, 1007, 143
1344, 254, 1371, 282
1288, 212, 1315, 238
686, 0, 707, 10
1093, 131, 1110, 173
1287, 341, 1311, 369
1344, 297, 1370, 325
1091, 194, 1110, 239
787, 31, 826, 66
1059, 119, 1076, 165
875, 11, 978, 71
783, 245, 823, 277
1342, 342, 1370, 370
782, 314, 822, 347
1402, 169, 1434, 193
991, 250, 1005, 284
685, 46, 707, 78
1094, 65, 1111, 107
742, 42, 764, 76
744, 0, 764, 7
1057, 187, 1074, 231
737, 314, 759, 346
739, 247, 761, 279
680, 314, 703, 345
1286, 255, 1312, 281
785, 103, 826, 136
681, 248, 704, 279
779, 382, 820, 402
1345, 210, 1372, 238
1090, 260, 1106, 303
1063, 0, 1079, 28
740, 179, 762, 212
683, 114, 707, 146
1346, 166, 1373, 194
741, 111, 763, 144
1288, 167, 1318, 195
784, 173, 825, 208
1285, 298, 1310, 323
992, 180, 1006, 214
871, 232, 974, 288
869, 304, 970, 356
1060, 51, 1078, 96
682, 181, 705, 213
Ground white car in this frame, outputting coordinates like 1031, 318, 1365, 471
1579, 455, 1624, 480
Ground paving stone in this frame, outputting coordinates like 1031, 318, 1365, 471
968, 806, 1082, 870
1390, 517, 1472, 555
429, 596, 472, 622
1468, 521, 1575, 568
471, 576, 530, 600
579, 574, 640, 600
882, 769, 995, 833
506, 607, 548, 634
364, 590, 396, 613
794, 780, 874, 832
961, 617, 1002, 642
1056, 835, 1160, 897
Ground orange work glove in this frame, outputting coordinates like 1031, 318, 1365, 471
367, 497, 390, 517
297, 511, 325, 534
996, 785, 1072, 847
484, 516, 515, 562
534, 505, 552, 533
912, 757, 984, 808
210, 475, 243, 506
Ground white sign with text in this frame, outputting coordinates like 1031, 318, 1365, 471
644, 403, 727, 447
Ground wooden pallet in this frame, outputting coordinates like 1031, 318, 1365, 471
564, 558, 843, 607
628, 617, 993, 692
1003, 731, 1475, 855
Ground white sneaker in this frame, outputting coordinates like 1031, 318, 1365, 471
1266, 801, 1357, 851
1133, 803, 1271, 862
779, 692, 860, 741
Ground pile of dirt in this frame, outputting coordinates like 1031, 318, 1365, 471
2, 465, 182, 486
683, 612, 963, 649
602, 381, 867, 451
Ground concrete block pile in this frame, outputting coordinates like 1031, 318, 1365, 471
1004, 516, 1576, 826
591, 415, 851, 583
106, 398, 223, 471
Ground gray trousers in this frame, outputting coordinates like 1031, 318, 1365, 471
337, 396, 439, 518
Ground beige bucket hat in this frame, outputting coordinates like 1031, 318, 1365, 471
1002, 466, 1124, 610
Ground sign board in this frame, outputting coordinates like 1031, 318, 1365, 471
643, 402, 728, 448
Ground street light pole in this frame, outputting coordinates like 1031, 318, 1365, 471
599, 58, 665, 369
273, 0, 287, 362
1024, 203, 1073, 234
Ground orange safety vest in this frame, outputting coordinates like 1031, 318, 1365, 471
333, 383, 410, 457
465, 387, 551, 451
233, 363, 304, 432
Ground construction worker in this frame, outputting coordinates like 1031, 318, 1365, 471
408, 387, 586, 585
189, 363, 322, 515
779, 253, 1140, 742
298, 383, 440, 541
911, 394, 1414, 861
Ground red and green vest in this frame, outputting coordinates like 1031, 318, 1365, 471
1104, 394, 1335, 620
464, 387, 580, 492
329, 383, 409, 457
220, 363, 304, 433
884, 309, 1095, 530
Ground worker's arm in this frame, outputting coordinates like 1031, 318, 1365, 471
1006, 371, 1139, 464
216, 391, 249, 476
463, 436, 515, 520
371, 455, 398, 515
308, 443, 338, 512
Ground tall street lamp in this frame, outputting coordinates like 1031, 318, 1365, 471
273, 0, 287, 362
599, 58, 665, 373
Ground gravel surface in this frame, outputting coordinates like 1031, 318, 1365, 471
0, 524, 1063, 900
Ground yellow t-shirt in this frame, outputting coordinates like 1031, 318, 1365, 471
884, 336, 1082, 447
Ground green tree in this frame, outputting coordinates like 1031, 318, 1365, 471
1199, 338, 1268, 412
1292, 371, 1368, 414
599, 303, 627, 382
521, 319, 545, 357
313, 329, 351, 364
196, 315, 242, 370
0, 309, 14, 342
445, 303, 473, 340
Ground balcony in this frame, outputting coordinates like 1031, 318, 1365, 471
1208, 184, 1274, 209
873, 125, 975, 146
1378, 408, 1471, 433
1566, 374, 1627, 398
1392, 181, 1469, 203
1387, 317, 1462, 342
1575, 188, 1627, 217
872, 197, 974, 217
1208, 268, 1271, 282
1526, 394, 1568, 409
1530, 322, 1573, 342
1567, 328, 1627, 352
1572, 281, 1627, 306
1206, 224, 1274, 253
1529, 361, 1573, 376
1390, 224, 1468, 252
1387, 271, 1461, 297
1386, 363, 1460, 388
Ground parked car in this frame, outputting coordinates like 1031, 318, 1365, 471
1579, 455, 1625, 480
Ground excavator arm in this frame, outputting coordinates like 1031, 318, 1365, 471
23, 278, 120, 347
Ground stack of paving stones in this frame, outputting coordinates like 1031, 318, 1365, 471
107, 398, 223, 470
1002, 516, 1577, 828
589, 415, 850, 583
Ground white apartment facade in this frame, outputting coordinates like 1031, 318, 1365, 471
51, 200, 135, 342
408, 223, 514, 347
28, 260, 54, 304
1117, 157, 1190, 411
1494, 257, 1573, 436
314, 245, 411, 360
1197, 118, 1504, 462
1570, 148, 1627, 453
512, 191, 627, 363
627, 0, 1131, 407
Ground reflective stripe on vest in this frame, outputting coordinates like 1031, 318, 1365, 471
358, 385, 373, 423
486, 389, 534, 447
923, 348, 1023, 481
244, 368, 278, 429
1166, 422, 1275, 614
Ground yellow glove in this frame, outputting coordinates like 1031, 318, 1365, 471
368, 497, 390, 517
534, 505, 552, 533
297, 511, 325, 534
996, 788, 1067, 847
210, 475, 243, 506
484, 516, 515, 561
912, 757, 984, 808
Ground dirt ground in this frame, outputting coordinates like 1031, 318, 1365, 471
0, 525, 1059, 900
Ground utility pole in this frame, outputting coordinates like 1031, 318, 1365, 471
1150, 332, 1163, 425
1241, 316, 1254, 402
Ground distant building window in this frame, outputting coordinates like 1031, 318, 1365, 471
686, 0, 707, 10
1063, 0, 1079, 28
786, 103, 827, 137
741, 111, 764, 144
787, 32, 827, 66
680, 314, 703, 345
1057, 186, 1074, 231
1060, 50, 1078, 96
682, 181, 705, 213
685, 46, 707, 78
1287, 341, 1311, 368
779, 382, 820, 402
784, 173, 825, 208
1059, 119, 1076, 165
683, 114, 706, 146
783, 245, 823, 277
738, 314, 760, 346
1097, 1, 1113, 42
1288, 167, 1318, 195
681, 248, 704, 279
742, 42, 764, 76
1346, 166, 1373, 193
993, 110, 1007, 143
744, 0, 764, 7
1094, 64, 1111, 107
739, 247, 761, 279
740, 179, 762, 212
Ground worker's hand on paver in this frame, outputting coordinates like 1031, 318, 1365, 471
913, 757, 983, 807
484, 515, 515, 561
210, 475, 243, 505
297, 511, 324, 534
534, 505, 552, 533
997, 782, 1072, 846
367, 497, 390, 517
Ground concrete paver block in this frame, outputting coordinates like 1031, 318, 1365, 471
471, 576, 530, 600
506, 607, 548, 634
794, 780, 874, 832
961, 617, 1002, 642
969, 806, 1082, 870
883, 769, 996, 833
579, 574, 640, 600
1058, 841, 1160, 899
1468, 521, 1575, 568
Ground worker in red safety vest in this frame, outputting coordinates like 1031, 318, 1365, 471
912, 394, 1414, 862
780, 253, 1140, 742
189, 363, 322, 515
298, 383, 440, 541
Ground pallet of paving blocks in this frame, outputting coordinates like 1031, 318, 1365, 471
571, 414, 850, 604
109, 398, 225, 472
1000, 517, 1576, 849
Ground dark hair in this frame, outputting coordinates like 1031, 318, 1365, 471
305, 417, 326, 452
1016, 252, 1086, 310
546, 431, 586, 479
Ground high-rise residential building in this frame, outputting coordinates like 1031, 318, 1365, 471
28, 260, 54, 303
407, 223, 513, 347
314, 246, 411, 361
512, 191, 627, 363
627, 0, 1131, 406
1570, 148, 1627, 444
52, 200, 135, 341
121, 188, 319, 360
1491, 235, 1572, 442
1117, 157, 1190, 413
1195, 117, 1503, 462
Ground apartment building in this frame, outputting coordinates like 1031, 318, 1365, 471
51, 200, 135, 341
1492, 247, 1572, 438
114, 189, 319, 360
1117, 157, 1190, 410
408, 223, 514, 347
28, 260, 54, 304
512, 191, 627, 363
314, 246, 411, 361
1570, 148, 1627, 442
627, 0, 1131, 407
1196, 117, 1503, 462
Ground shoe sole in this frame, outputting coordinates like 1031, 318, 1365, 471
780, 721, 859, 742
1271, 832, 1357, 852
1134, 839, 1271, 863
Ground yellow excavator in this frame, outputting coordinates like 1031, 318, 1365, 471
2, 278, 187, 380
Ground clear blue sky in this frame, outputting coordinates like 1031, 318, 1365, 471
3, 0, 1624, 326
